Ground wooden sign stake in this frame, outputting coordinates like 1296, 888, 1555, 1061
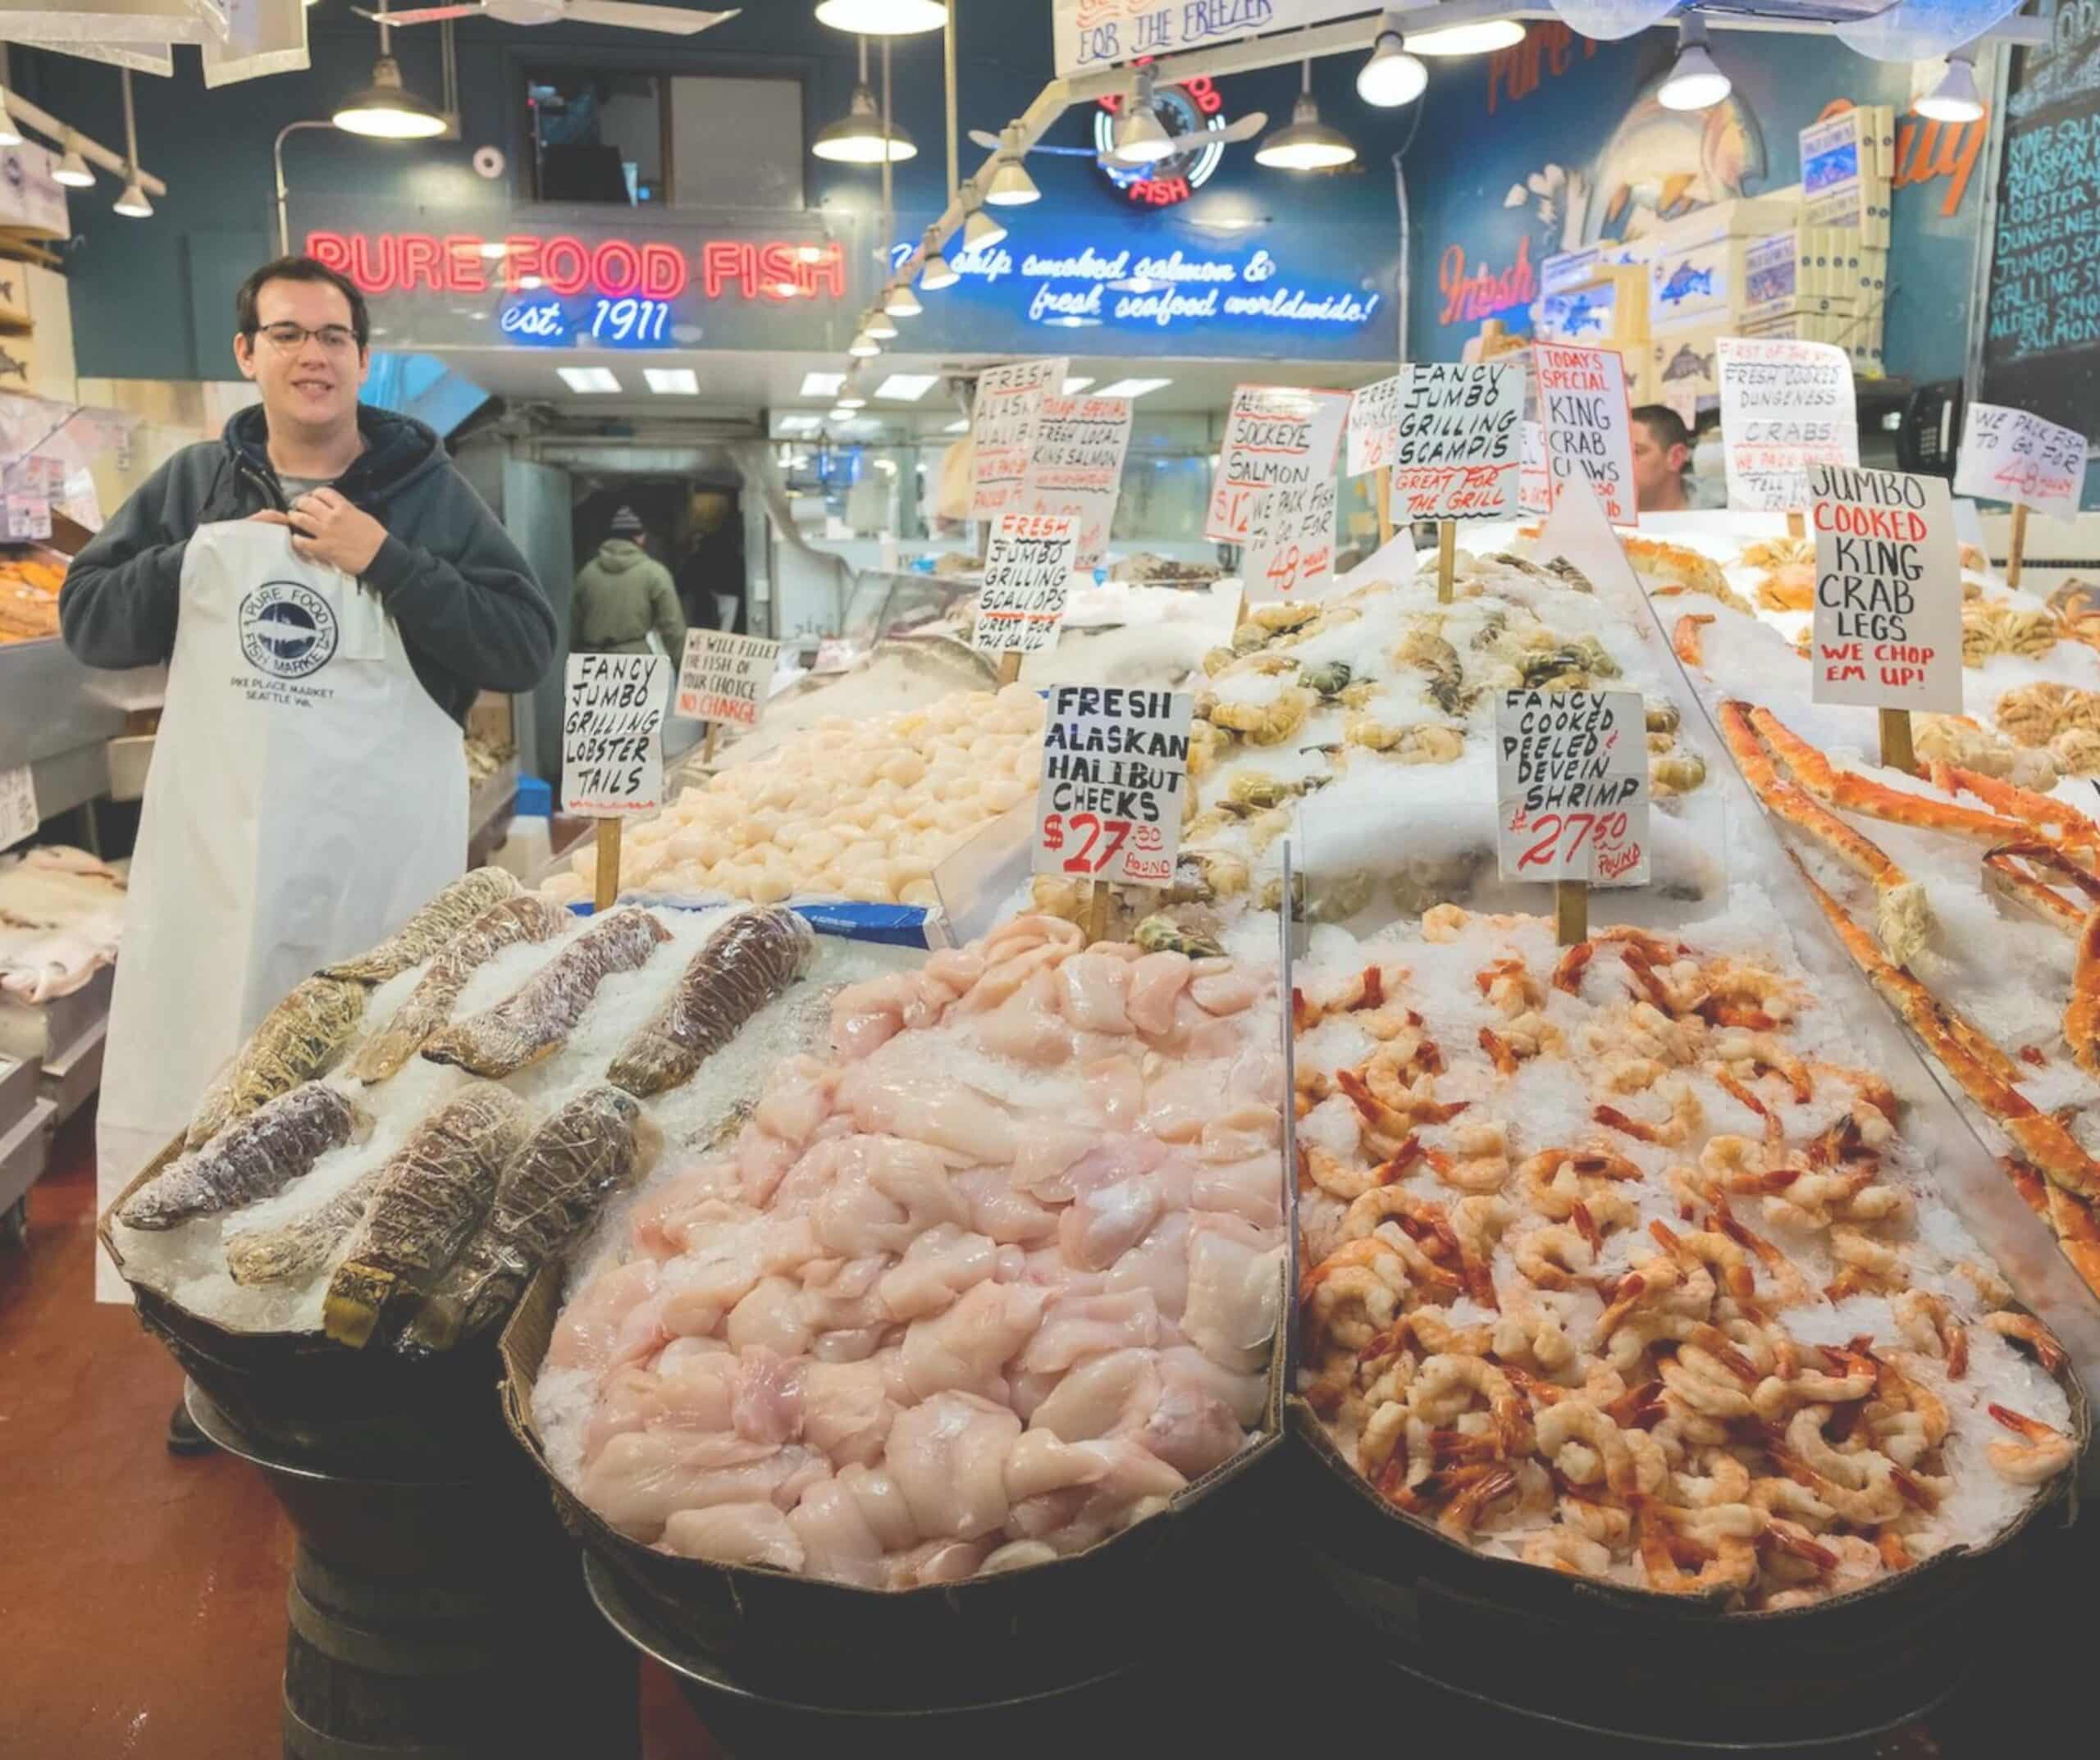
1787, 510, 1806, 540
997, 650, 1024, 687
1879, 707, 1917, 775
592, 819, 623, 913
702, 723, 719, 765
1554, 879, 1588, 948
1084, 879, 1113, 945
2007, 503, 2030, 590
1436, 521, 1457, 604
1376, 466, 1395, 547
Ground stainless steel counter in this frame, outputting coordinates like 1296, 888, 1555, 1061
0, 639, 163, 824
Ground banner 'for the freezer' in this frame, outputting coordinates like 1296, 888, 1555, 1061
1052, 0, 1367, 73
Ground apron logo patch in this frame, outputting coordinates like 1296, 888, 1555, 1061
240, 581, 339, 680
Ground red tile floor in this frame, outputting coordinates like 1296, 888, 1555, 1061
0, 1106, 719, 1759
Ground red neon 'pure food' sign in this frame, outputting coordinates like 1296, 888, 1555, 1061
304, 231, 847, 303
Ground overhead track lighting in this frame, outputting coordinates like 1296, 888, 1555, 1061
1405, 7, 1525, 56
1659, 13, 1731, 112
884, 280, 923, 317
963, 203, 1007, 253
52, 130, 94, 188
814, 0, 947, 34
1256, 62, 1357, 171
919, 226, 959, 290
0, 87, 23, 151
334, 56, 449, 138
865, 305, 899, 340
1915, 49, 1984, 123
1358, 21, 1429, 107
813, 36, 916, 163
984, 124, 1040, 206
849, 329, 883, 358
1112, 70, 1176, 166
837, 378, 869, 408
112, 70, 151, 217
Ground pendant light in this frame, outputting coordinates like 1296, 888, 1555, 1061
814, 0, 947, 33
334, 3, 446, 139
1358, 21, 1428, 107
112, 70, 152, 218
1256, 62, 1357, 171
865, 304, 899, 340
837, 373, 869, 408
1658, 14, 1731, 112
0, 87, 23, 151
984, 125, 1039, 207
962, 200, 1007, 253
1915, 49, 1984, 123
849, 327, 883, 358
884, 279, 923, 317
1404, 6, 1525, 56
813, 35, 916, 164
52, 130, 94, 188
919, 226, 959, 291
1112, 69, 1175, 166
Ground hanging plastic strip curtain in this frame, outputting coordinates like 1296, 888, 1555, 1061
1838, 0, 2026, 60
0, 0, 223, 43
203, 0, 310, 88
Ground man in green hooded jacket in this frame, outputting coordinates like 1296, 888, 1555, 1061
572, 506, 687, 659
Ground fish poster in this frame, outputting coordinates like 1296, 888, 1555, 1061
676, 631, 780, 730
1534, 342, 1637, 523
1346, 374, 1403, 476
1954, 402, 2087, 521
1388, 360, 1524, 523
1717, 336, 1859, 512
972, 357, 1069, 521
1034, 685, 1194, 889
1206, 385, 1349, 543
564, 652, 670, 817
1016, 396, 1133, 569
1809, 463, 1961, 715
1494, 688, 1650, 888
975, 513, 1082, 655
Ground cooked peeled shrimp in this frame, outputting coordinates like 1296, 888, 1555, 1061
1427, 1120, 1511, 1195
1438, 1465, 1520, 1539
1450, 1194, 1516, 1301
1303, 1139, 1415, 1202
1659, 1354, 1755, 1419
1893, 1291, 1968, 1377
1711, 1031, 1814, 1104
1979, 1310, 2069, 1375
1650, 1221, 1755, 1302
1408, 1353, 1532, 1457
1513, 1224, 1595, 1290
1492, 1301, 1577, 1374
1305, 1262, 1402, 1354
1956, 1260, 2015, 1310
1536, 1399, 1638, 1497
1522, 1528, 1613, 1577
1397, 1306, 1495, 1360
1558, 1493, 1632, 1550
1984, 1406, 2075, 1485
1750, 1475, 1837, 1528
1340, 1181, 1441, 1242
1828, 1224, 1907, 1293
1594, 1083, 1704, 1148
1334, 1065, 1468, 1136
1672, 1451, 1752, 1508
1521, 1147, 1641, 1220
1638, 1508, 1759, 1596
1359, 1398, 1410, 1474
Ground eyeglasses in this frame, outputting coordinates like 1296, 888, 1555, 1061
253, 322, 360, 353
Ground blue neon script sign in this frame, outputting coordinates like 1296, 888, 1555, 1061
498, 294, 678, 348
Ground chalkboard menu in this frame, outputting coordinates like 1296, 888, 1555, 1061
1981, 0, 2100, 447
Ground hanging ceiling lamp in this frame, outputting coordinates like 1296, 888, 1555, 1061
813, 36, 917, 163
1112, 70, 1176, 166
334, 3, 446, 139
849, 331, 883, 358
1658, 13, 1731, 112
919, 226, 959, 290
1404, 6, 1525, 57
52, 130, 94, 188
1915, 49, 1984, 123
884, 279, 924, 317
1256, 62, 1357, 171
865, 303, 899, 340
962, 200, 1007, 253
814, 0, 947, 33
984, 125, 1040, 206
112, 69, 152, 218
1358, 20, 1428, 107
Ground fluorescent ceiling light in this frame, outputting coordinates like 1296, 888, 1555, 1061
811, 83, 915, 165
814, 0, 947, 33
1358, 27, 1428, 107
1063, 376, 1095, 394
943, 418, 970, 433
1658, 15, 1731, 112
1405, 13, 1526, 56
558, 367, 622, 394
643, 368, 700, 394
801, 370, 847, 398
875, 373, 939, 401
1915, 51, 1984, 123
333, 55, 449, 139
1095, 377, 1171, 399
778, 415, 822, 435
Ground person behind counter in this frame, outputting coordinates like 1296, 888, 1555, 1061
1631, 404, 1696, 514
60, 253, 555, 1452
572, 505, 687, 659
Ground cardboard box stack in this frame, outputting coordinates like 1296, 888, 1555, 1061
1532, 244, 1650, 392
1638, 195, 1801, 411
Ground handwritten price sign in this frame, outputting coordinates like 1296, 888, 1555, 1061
1810, 464, 1961, 714
563, 652, 669, 817
1954, 402, 2086, 522
1242, 476, 1340, 606
1495, 689, 1650, 887
1034, 685, 1193, 888
1389, 361, 1523, 524
1205, 384, 1349, 544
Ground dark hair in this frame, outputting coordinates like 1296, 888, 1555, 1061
1631, 404, 1692, 454
235, 255, 371, 350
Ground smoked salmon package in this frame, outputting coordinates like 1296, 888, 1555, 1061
500, 911, 1293, 1706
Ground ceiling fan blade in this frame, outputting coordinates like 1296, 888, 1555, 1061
355, 4, 485, 22
1104, 110, 1271, 167
561, 1, 741, 32
969, 129, 1003, 151
1213, 111, 1267, 144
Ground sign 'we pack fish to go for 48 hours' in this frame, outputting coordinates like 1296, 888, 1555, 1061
1035, 686, 1194, 889
1810, 463, 1961, 714
1389, 361, 1523, 523
1954, 402, 2088, 522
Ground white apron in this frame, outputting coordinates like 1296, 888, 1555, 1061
96, 521, 467, 1298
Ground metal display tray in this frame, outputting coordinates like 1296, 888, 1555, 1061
0, 1094, 56, 1217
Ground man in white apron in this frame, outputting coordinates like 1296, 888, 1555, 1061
60, 255, 555, 1448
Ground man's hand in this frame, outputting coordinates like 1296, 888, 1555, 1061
285, 488, 386, 577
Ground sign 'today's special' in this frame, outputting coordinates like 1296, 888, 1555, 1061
1034, 685, 1193, 888
1810, 463, 1961, 714
975, 513, 1082, 656
564, 652, 669, 816
676, 631, 780, 729
1535, 342, 1637, 524
1390, 361, 1523, 523
1495, 689, 1651, 887
1016, 396, 1133, 571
